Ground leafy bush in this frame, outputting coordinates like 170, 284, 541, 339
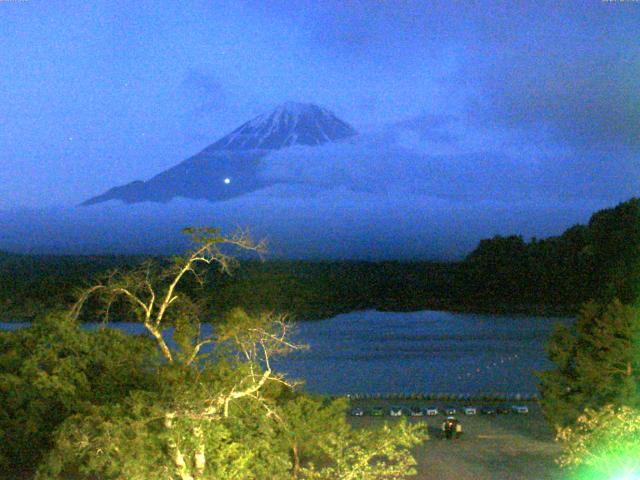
556, 405, 640, 479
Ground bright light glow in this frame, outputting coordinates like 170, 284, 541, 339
612, 472, 640, 480
224, 178, 231, 184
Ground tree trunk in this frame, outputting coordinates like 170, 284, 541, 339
193, 426, 206, 477
292, 444, 301, 477
165, 412, 194, 480
147, 323, 174, 363
173, 448, 194, 480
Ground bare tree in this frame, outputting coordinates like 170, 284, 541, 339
70, 227, 265, 363
68, 227, 307, 479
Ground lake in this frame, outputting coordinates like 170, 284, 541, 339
0, 310, 573, 396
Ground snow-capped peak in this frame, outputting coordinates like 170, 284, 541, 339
274, 101, 322, 117
209, 102, 357, 151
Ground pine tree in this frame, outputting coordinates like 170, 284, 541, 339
538, 299, 640, 429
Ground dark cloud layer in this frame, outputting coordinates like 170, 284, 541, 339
472, 50, 640, 151
0, 194, 613, 260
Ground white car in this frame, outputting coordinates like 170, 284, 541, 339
389, 406, 404, 417
425, 406, 439, 416
463, 406, 477, 415
511, 405, 529, 414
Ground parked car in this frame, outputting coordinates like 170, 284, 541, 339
463, 406, 477, 415
389, 405, 404, 417
349, 407, 364, 417
410, 406, 424, 416
444, 406, 457, 415
496, 405, 510, 414
370, 406, 385, 416
511, 405, 529, 414
425, 406, 439, 416
480, 406, 496, 415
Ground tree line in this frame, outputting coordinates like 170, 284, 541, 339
3, 198, 640, 322
462, 197, 640, 309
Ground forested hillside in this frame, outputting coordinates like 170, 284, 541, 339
2, 198, 639, 321
462, 198, 640, 309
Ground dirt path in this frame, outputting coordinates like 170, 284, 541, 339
351, 401, 562, 480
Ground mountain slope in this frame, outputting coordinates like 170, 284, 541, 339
83, 102, 357, 205
210, 102, 357, 150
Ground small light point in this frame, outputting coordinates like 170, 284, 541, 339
224, 178, 231, 184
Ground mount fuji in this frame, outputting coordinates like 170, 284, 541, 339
82, 102, 357, 205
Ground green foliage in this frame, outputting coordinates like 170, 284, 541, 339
277, 395, 350, 475
0, 253, 142, 322
299, 419, 427, 480
556, 405, 640, 479
2, 230, 427, 479
35, 350, 427, 480
538, 300, 640, 429
588, 198, 640, 305
35, 399, 167, 480
35, 390, 293, 480
463, 229, 591, 308
0, 311, 157, 478
205, 260, 460, 320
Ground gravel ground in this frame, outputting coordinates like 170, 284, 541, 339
349, 400, 563, 480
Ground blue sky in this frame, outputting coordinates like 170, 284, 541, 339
1, 0, 637, 207
0, 1, 638, 257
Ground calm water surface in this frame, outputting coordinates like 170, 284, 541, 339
1, 310, 573, 395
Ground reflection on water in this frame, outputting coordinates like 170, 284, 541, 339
1, 310, 573, 396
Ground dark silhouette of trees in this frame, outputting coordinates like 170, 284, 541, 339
461, 197, 640, 309
3, 198, 640, 321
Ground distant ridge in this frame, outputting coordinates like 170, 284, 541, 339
83, 102, 357, 205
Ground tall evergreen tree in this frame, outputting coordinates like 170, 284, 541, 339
538, 300, 640, 429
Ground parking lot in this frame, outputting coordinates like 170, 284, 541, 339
349, 400, 563, 480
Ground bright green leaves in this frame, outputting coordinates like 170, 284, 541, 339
300, 418, 428, 480
556, 405, 640, 479
2, 227, 426, 480
0, 311, 157, 478
36, 401, 167, 480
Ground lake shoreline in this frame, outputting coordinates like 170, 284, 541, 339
0, 301, 577, 323
2, 310, 572, 395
